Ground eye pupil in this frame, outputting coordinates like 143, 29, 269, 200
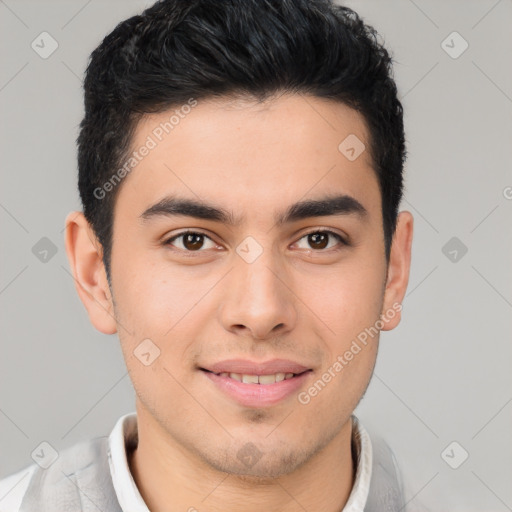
309, 232, 328, 250
184, 233, 204, 250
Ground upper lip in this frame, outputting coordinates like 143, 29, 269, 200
201, 359, 311, 375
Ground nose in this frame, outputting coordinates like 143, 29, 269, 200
219, 249, 298, 340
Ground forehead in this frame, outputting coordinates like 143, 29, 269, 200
115, 93, 381, 224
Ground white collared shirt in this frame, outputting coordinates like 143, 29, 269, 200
0, 412, 373, 511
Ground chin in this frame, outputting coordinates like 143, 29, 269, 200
199, 440, 314, 480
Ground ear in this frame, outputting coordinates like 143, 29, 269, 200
64, 211, 117, 335
380, 210, 414, 331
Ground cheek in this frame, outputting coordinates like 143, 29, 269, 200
318, 261, 384, 403
111, 256, 205, 378
299, 259, 385, 344
112, 252, 190, 333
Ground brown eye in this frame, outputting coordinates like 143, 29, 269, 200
295, 230, 347, 251
308, 232, 329, 249
164, 231, 217, 252
182, 233, 204, 250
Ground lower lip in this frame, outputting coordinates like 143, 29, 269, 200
202, 370, 312, 408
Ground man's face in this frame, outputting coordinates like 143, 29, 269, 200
107, 94, 393, 477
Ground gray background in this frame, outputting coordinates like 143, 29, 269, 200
1, 0, 511, 510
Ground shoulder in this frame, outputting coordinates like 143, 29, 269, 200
0, 465, 37, 512
350, 416, 406, 512
0, 436, 112, 512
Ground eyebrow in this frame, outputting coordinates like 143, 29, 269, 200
139, 193, 368, 226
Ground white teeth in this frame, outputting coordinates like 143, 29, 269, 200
242, 374, 259, 384
258, 374, 277, 385
217, 372, 297, 384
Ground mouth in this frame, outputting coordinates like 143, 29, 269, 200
200, 369, 310, 384
199, 359, 313, 407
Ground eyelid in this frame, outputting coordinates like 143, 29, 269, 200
298, 227, 349, 245
164, 229, 220, 249
291, 228, 349, 253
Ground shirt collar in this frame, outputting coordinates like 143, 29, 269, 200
107, 412, 148, 512
107, 412, 372, 512
343, 415, 373, 511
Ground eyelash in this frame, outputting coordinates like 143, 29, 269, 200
163, 229, 348, 255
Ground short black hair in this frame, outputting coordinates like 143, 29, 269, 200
77, 0, 406, 283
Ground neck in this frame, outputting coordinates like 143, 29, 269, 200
128, 409, 355, 512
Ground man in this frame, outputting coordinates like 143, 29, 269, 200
0, 0, 413, 510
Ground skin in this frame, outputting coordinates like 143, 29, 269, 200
65, 93, 413, 512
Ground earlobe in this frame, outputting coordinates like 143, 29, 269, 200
380, 210, 414, 331
64, 211, 118, 335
